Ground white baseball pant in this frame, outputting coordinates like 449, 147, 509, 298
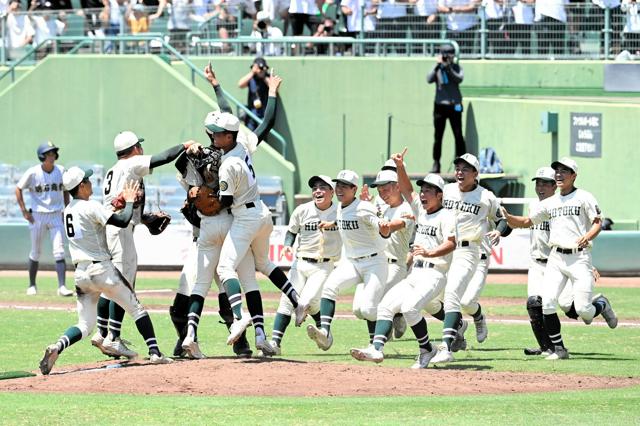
443, 244, 481, 312
29, 211, 65, 261
276, 259, 333, 317
384, 262, 408, 293
461, 254, 490, 315
177, 240, 198, 296
106, 223, 137, 286
528, 259, 573, 312
323, 256, 388, 321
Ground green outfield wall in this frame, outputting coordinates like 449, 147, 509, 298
2, 56, 639, 224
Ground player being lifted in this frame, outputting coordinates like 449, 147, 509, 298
502, 158, 617, 360
39, 168, 172, 375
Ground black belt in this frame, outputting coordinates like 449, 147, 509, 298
480, 253, 488, 260
387, 258, 398, 264
556, 247, 583, 255
458, 241, 470, 247
353, 253, 378, 261
75, 260, 102, 268
413, 260, 436, 269
300, 257, 331, 264
227, 202, 255, 214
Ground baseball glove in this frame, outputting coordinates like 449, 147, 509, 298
141, 211, 171, 235
189, 186, 222, 216
110, 188, 145, 210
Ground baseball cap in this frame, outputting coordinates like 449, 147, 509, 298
252, 57, 269, 70
416, 173, 445, 192
551, 157, 578, 174
332, 170, 359, 187
114, 131, 144, 153
256, 10, 270, 22
370, 170, 398, 188
381, 158, 406, 171
440, 44, 455, 54
63, 167, 93, 191
453, 153, 480, 172
204, 111, 240, 133
532, 166, 556, 182
308, 175, 335, 190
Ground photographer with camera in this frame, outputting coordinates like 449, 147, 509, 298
237, 56, 272, 131
250, 10, 284, 56
426, 44, 466, 174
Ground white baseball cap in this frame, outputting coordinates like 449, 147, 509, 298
453, 153, 480, 172
532, 166, 556, 181
256, 10, 270, 22
204, 111, 241, 133
381, 158, 405, 171
63, 167, 93, 191
416, 173, 445, 191
114, 131, 144, 153
551, 157, 578, 174
332, 170, 359, 187
370, 170, 398, 188
308, 175, 335, 190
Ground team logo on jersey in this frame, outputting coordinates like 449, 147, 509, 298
219, 181, 228, 191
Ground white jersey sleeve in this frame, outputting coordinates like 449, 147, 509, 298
383, 201, 415, 261
337, 199, 387, 258
289, 201, 341, 260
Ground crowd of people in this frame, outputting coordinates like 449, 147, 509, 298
2, 0, 640, 59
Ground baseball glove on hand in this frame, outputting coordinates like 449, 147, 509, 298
189, 186, 222, 216
141, 211, 171, 235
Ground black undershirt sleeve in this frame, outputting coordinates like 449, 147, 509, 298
253, 95, 277, 143
107, 202, 134, 228
284, 231, 297, 247
150, 144, 185, 169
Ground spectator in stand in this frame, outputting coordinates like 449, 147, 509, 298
191, 0, 215, 22
167, 0, 192, 51
126, 3, 150, 34
31, 1, 66, 46
238, 56, 271, 130
80, 0, 108, 37
1, 0, 10, 15
216, 0, 256, 50
534, 0, 568, 57
251, 10, 284, 55
105, 0, 124, 36
590, 0, 623, 57
29, 0, 72, 10
438, 0, 479, 54
311, 16, 336, 53
341, 0, 377, 38
376, 0, 410, 53
262, 0, 290, 34
621, 0, 640, 55
5, 0, 35, 59
503, 0, 534, 55
482, 0, 505, 54
288, 0, 321, 36
136, 0, 167, 21
412, 0, 439, 53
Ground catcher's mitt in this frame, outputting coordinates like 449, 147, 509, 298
111, 188, 145, 210
141, 211, 171, 235
189, 185, 222, 216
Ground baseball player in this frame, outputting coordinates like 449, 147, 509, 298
205, 71, 306, 354
502, 158, 617, 360
351, 150, 456, 368
15, 141, 73, 297
307, 170, 392, 351
39, 167, 172, 375
91, 132, 200, 359
267, 175, 341, 355
430, 153, 504, 364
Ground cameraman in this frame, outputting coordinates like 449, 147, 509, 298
237, 56, 271, 131
426, 44, 466, 174
250, 10, 284, 56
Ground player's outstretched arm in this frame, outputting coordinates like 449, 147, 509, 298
253, 74, 282, 142
392, 148, 416, 203
107, 180, 139, 228
500, 206, 533, 229
205, 62, 233, 114
150, 140, 201, 169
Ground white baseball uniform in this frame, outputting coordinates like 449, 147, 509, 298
377, 197, 454, 326
321, 199, 388, 321
102, 154, 152, 286
529, 189, 602, 320
460, 229, 491, 315
442, 182, 502, 312
381, 201, 415, 293
17, 164, 66, 262
63, 198, 148, 338
276, 201, 341, 317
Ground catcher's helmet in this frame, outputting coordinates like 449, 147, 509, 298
37, 141, 59, 162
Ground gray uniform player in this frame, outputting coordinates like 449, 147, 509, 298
15, 141, 73, 297
503, 157, 617, 360
307, 170, 391, 351
39, 167, 172, 375
267, 175, 341, 355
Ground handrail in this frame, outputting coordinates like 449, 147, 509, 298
0, 35, 289, 158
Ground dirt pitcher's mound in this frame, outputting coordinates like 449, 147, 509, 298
2, 357, 639, 397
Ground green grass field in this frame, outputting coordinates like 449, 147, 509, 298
1, 275, 639, 425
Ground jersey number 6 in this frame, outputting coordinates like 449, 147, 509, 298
65, 214, 75, 238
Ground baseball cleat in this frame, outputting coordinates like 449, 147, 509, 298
173, 338, 187, 358
294, 303, 309, 327
39, 344, 59, 375
181, 334, 206, 359
103, 336, 138, 360
451, 320, 468, 352
474, 314, 488, 343
593, 294, 618, 329
350, 345, 384, 363
411, 346, 438, 369
255, 331, 277, 357
306, 325, 333, 351
149, 353, 174, 364
259, 340, 281, 357
26, 286, 37, 296
524, 347, 543, 356
540, 349, 554, 357
430, 344, 455, 364
392, 314, 407, 339
90, 332, 115, 357
57, 285, 74, 297
545, 346, 569, 360
227, 316, 252, 346
232, 332, 253, 358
